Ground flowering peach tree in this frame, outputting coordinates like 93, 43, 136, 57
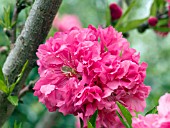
0, 0, 170, 128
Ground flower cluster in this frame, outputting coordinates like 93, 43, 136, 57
132, 93, 170, 128
52, 14, 82, 32
34, 25, 151, 127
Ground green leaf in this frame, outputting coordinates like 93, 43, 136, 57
116, 0, 154, 31
116, 110, 130, 128
150, 0, 157, 16
87, 121, 94, 128
0, 80, 9, 94
156, 0, 166, 12
105, 2, 111, 27
157, 19, 169, 27
115, 0, 136, 29
145, 106, 158, 115
116, 102, 132, 127
126, 0, 154, 21
14, 120, 22, 128
0, 19, 6, 27
153, 27, 170, 32
0, 66, 5, 83
89, 110, 98, 128
7, 95, 19, 106
9, 60, 28, 93
118, 18, 148, 33
3, 6, 11, 28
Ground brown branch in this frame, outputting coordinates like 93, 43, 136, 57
10, 0, 33, 45
18, 78, 38, 99
0, 0, 62, 127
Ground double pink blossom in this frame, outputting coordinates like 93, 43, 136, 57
34, 25, 150, 127
52, 14, 82, 32
132, 93, 170, 128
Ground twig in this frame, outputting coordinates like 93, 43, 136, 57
18, 78, 38, 99
10, 0, 32, 45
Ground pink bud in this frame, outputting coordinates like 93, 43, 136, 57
109, 3, 122, 21
148, 16, 158, 26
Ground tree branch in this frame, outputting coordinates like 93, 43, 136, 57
10, 0, 33, 45
18, 78, 38, 99
0, 0, 62, 127
35, 111, 59, 128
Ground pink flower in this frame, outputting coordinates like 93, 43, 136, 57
52, 14, 82, 32
157, 93, 170, 117
34, 25, 150, 128
132, 93, 170, 128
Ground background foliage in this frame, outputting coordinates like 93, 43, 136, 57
0, 0, 170, 127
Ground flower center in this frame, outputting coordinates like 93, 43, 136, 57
61, 66, 76, 77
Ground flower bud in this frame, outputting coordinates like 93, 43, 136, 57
109, 3, 122, 21
148, 16, 158, 26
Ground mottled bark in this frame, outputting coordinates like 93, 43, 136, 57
0, 0, 62, 127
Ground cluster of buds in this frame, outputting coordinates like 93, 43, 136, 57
109, 2, 170, 37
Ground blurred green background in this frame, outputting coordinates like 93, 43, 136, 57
0, 0, 170, 127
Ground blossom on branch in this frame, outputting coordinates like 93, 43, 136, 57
34, 25, 150, 128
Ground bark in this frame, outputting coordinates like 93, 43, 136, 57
0, 0, 62, 127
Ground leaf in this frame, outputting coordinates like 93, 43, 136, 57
0, 80, 9, 94
7, 95, 19, 106
3, 6, 11, 28
0, 66, 5, 83
0, 19, 6, 27
105, 1, 111, 27
116, 0, 154, 32
9, 60, 28, 93
116, 110, 130, 128
157, 19, 169, 27
89, 110, 98, 128
156, 0, 166, 12
150, 0, 157, 16
116, 102, 132, 127
14, 120, 22, 128
115, 0, 136, 29
118, 18, 148, 33
126, 0, 154, 21
87, 121, 94, 128
153, 27, 170, 32
125, 0, 133, 6
145, 106, 158, 115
